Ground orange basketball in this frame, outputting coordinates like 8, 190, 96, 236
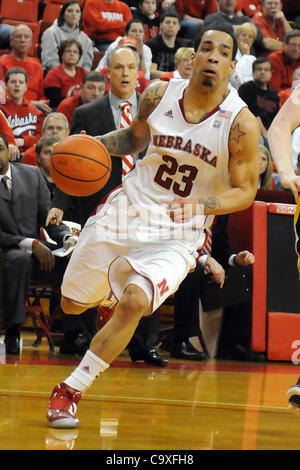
49, 134, 112, 197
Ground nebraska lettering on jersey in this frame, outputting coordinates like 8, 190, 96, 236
153, 134, 217, 167
7, 112, 38, 135
102, 11, 124, 21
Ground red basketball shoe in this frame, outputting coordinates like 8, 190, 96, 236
47, 382, 82, 428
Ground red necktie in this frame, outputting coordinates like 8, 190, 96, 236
201, 227, 212, 274
2, 175, 11, 193
120, 101, 134, 178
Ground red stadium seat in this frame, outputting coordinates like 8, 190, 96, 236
40, 1, 63, 35
228, 200, 299, 361
42, 1, 62, 25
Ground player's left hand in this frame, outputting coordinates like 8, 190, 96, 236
168, 198, 202, 223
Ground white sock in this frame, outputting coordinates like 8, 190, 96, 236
64, 350, 109, 393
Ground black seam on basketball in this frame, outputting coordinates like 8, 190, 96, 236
52, 152, 111, 171
50, 159, 109, 182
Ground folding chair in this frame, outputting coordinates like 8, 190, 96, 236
26, 281, 63, 351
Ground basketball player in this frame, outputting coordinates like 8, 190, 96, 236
47, 24, 260, 428
267, 84, 300, 409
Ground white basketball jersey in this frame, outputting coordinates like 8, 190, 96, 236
122, 79, 247, 231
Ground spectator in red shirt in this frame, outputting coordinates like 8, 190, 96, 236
175, 0, 218, 40
57, 71, 106, 127
269, 29, 300, 92
252, 0, 292, 53
36, 135, 60, 199
0, 67, 44, 156
22, 112, 70, 166
0, 111, 18, 160
236, 0, 263, 18
82, 0, 133, 51
0, 24, 51, 115
44, 38, 88, 109
278, 66, 300, 107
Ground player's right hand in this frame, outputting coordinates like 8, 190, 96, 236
46, 208, 64, 226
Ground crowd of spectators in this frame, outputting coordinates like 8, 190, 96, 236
0, 0, 300, 360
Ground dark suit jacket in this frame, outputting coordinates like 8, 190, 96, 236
173, 215, 252, 340
52, 93, 144, 226
0, 163, 70, 249
205, 215, 231, 268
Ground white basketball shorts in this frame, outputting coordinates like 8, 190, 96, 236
61, 188, 205, 312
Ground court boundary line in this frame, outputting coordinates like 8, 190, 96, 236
0, 387, 293, 415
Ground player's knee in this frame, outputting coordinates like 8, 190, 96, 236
61, 296, 86, 315
118, 285, 149, 320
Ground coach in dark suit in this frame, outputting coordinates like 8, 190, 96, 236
0, 134, 74, 354
47, 46, 167, 366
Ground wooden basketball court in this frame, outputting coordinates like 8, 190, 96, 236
0, 331, 300, 451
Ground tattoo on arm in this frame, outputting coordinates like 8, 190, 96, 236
199, 196, 221, 212
96, 128, 136, 157
96, 82, 166, 157
229, 123, 247, 144
138, 82, 166, 120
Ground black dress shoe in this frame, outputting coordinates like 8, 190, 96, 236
4, 335, 21, 355
233, 344, 266, 362
170, 340, 208, 361
130, 349, 168, 367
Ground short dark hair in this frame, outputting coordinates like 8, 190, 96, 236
252, 56, 272, 72
125, 18, 144, 34
194, 24, 238, 60
58, 37, 83, 62
285, 29, 300, 44
82, 71, 106, 85
159, 11, 181, 25
36, 135, 60, 156
0, 134, 9, 149
57, 0, 83, 30
5, 66, 27, 83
